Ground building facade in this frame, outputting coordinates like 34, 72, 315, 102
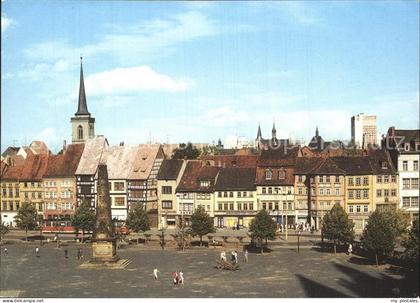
351, 113, 378, 148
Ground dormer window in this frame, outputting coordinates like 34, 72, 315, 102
200, 181, 210, 188
381, 161, 388, 169
278, 169, 285, 180
405, 143, 410, 151
265, 170, 272, 180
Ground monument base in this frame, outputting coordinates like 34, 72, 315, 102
79, 239, 130, 269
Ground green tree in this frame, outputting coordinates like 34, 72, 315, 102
71, 199, 96, 243
321, 204, 355, 254
362, 208, 409, 266
175, 221, 191, 251
249, 209, 277, 254
14, 203, 38, 241
172, 143, 201, 160
125, 203, 150, 244
190, 206, 215, 246
0, 221, 10, 242
402, 219, 419, 270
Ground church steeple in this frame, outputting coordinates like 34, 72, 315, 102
76, 57, 90, 116
316, 126, 319, 137
257, 123, 262, 139
272, 121, 277, 139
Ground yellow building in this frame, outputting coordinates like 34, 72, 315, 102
0, 164, 23, 226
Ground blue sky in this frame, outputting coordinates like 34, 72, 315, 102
2, 1, 419, 152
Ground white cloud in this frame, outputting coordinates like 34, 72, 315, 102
17, 59, 76, 81
1, 13, 16, 33
200, 106, 249, 127
33, 128, 66, 152
84, 65, 192, 96
24, 11, 217, 65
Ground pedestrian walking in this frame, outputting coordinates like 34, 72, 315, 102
220, 251, 226, 262
233, 251, 238, 264
153, 267, 160, 281
4, 247, 8, 256
347, 243, 353, 255
231, 251, 235, 263
178, 270, 184, 285
172, 271, 178, 285
64, 248, 68, 259
35, 246, 40, 257
244, 249, 248, 262
77, 248, 82, 260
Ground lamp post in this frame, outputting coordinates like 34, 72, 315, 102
297, 229, 302, 253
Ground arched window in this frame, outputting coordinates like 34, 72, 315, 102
78, 125, 83, 140
278, 168, 286, 179
265, 169, 272, 180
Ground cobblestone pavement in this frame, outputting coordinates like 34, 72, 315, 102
0, 242, 418, 298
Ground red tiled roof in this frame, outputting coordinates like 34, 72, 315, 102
177, 161, 220, 192
19, 154, 49, 181
201, 155, 258, 168
45, 144, 84, 178
255, 166, 295, 186
2, 164, 24, 181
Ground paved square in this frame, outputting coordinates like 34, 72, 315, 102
0, 242, 418, 298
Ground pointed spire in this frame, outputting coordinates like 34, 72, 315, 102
76, 56, 90, 115
316, 126, 319, 137
257, 123, 262, 139
272, 120, 277, 139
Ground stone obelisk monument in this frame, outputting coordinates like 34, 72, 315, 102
82, 164, 128, 268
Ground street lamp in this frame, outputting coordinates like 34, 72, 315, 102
297, 229, 302, 253
160, 227, 166, 250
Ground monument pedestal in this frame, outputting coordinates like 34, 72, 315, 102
80, 238, 129, 269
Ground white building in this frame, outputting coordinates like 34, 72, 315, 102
351, 113, 378, 148
386, 127, 420, 223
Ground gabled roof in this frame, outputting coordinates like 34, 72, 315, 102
332, 156, 373, 175
177, 161, 220, 192
1, 146, 20, 158
45, 144, 84, 178
367, 149, 397, 175
157, 159, 184, 180
19, 154, 49, 181
258, 146, 300, 166
255, 166, 295, 186
99, 145, 138, 179
128, 144, 163, 180
214, 167, 256, 191
75, 136, 108, 175
29, 140, 49, 155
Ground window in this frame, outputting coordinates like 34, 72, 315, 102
268, 202, 273, 210
298, 187, 303, 195
326, 188, 330, 195
356, 205, 361, 213
243, 192, 247, 197
326, 176, 330, 183
24, 182, 28, 188
348, 177, 354, 186
218, 203, 222, 210
162, 200, 172, 209
31, 192, 35, 198
200, 181, 210, 188
262, 187, 266, 194
15, 188, 19, 196
363, 177, 369, 186
391, 189, 396, 196
268, 187, 272, 194
356, 177, 361, 186
411, 197, 419, 207
61, 202, 72, 210
24, 192, 29, 199
249, 203, 254, 210
384, 189, 389, 197
319, 188, 324, 195
319, 176, 324, 183
363, 205, 368, 213
403, 161, 408, 171
349, 205, 354, 213
335, 188, 340, 195
356, 190, 361, 199
218, 192, 222, 197
265, 170, 272, 180
335, 176, 340, 183
278, 169, 285, 179
78, 125, 83, 140
229, 203, 234, 211
403, 178, 410, 189
283, 202, 287, 210
411, 178, 419, 189
384, 175, 389, 183
114, 197, 125, 206
223, 192, 228, 198
402, 197, 410, 207
38, 192, 42, 199
288, 202, 293, 210
377, 176, 382, 183
381, 161, 388, 169
363, 190, 368, 199
162, 186, 172, 194
243, 203, 248, 210
113, 182, 125, 191
377, 189, 382, 197
2, 188, 6, 197
229, 192, 233, 198
298, 175, 303, 183
237, 192, 242, 198
391, 175, 396, 183
414, 161, 419, 171
262, 203, 267, 210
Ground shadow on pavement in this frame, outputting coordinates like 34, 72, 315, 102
296, 274, 349, 297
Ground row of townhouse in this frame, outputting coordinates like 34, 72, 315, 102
156, 146, 412, 233
1, 137, 164, 228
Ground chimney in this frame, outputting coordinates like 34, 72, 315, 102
63, 140, 67, 153
119, 141, 124, 146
